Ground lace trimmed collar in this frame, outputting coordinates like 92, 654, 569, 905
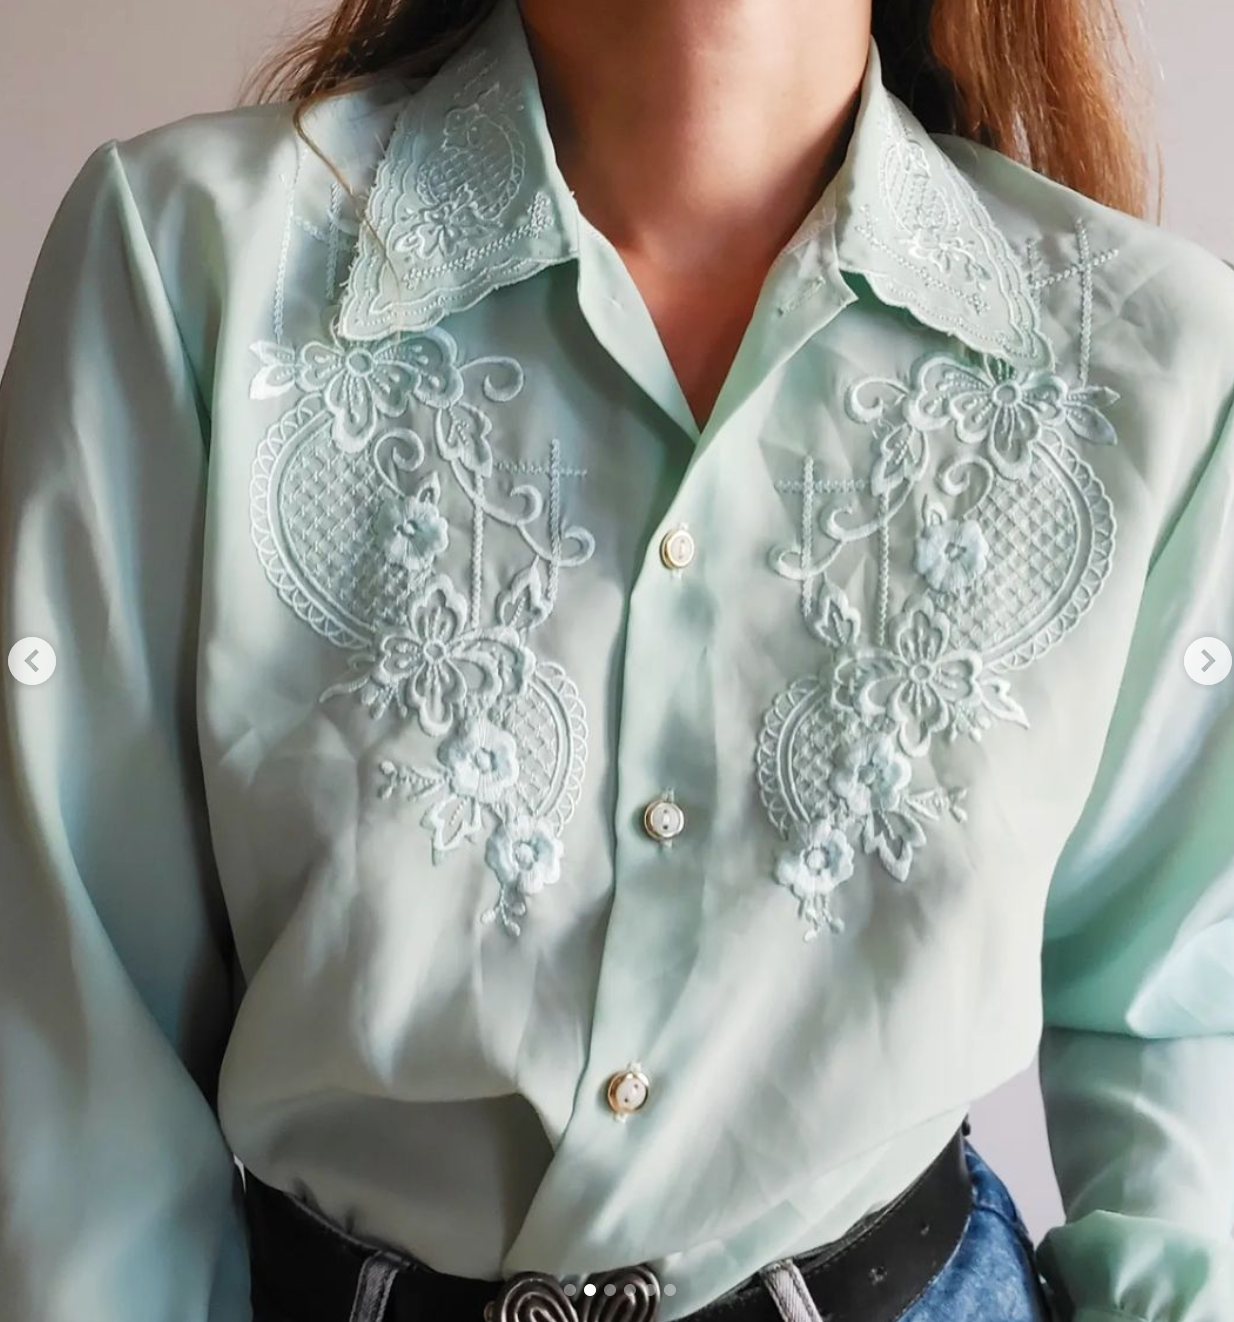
335, 0, 1051, 370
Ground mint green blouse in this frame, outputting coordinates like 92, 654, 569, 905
2, 1, 1233, 1319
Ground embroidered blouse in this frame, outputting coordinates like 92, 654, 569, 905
2, 1, 1233, 1319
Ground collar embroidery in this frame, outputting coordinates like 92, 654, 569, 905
336, 0, 1050, 368
833, 85, 1053, 370
337, 0, 578, 340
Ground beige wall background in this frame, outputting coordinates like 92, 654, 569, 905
0, 0, 1229, 1243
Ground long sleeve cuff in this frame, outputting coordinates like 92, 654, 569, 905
1036, 1031, 1234, 1322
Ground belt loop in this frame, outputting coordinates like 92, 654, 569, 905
757, 1259, 827, 1322
347, 1250, 404, 1322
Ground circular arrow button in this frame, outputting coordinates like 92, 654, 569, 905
1184, 637, 1232, 687
7, 637, 57, 687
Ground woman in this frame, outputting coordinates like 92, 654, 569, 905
1, 0, 1232, 1318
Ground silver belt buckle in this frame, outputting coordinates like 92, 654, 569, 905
484, 1264, 663, 1320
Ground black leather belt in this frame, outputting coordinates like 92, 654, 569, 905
243, 1119, 973, 1322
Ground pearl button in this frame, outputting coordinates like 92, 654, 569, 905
659, 526, 696, 570
606, 1065, 650, 1116
643, 797, 685, 842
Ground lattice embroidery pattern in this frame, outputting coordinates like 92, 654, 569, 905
249, 312, 594, 935
757, 224, 1119, 939
385, 47, 554, 273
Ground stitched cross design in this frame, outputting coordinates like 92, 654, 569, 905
1025, 218, 1120, 386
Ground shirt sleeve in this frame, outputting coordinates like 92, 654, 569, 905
1035, 393, 1234, 1322
0, 141, 250, 1320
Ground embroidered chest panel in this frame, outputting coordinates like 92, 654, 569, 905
249, 310, 594, 937
755, 231, 1121, 940
251, 115, 1125, 945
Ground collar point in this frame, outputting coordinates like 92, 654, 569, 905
332, 306, 391, 344
332, 260, 458, 341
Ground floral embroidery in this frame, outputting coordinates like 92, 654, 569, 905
774, 819, 856, 939
404, 203, 482, 260
904, 227, 990, 283
483, 816, 564, 933
250, 312, 593, 935
926, 355, 1118, 481
758, 325, 1118, 939
834, 596, 1021, 758
843, 95, 1053, 371
250, 328, 463, 453
328, 576, 534, 736
441, 715, 520, 804
376, 475, 450, 575
914, 515, 988, 593
830, 733, 912, 819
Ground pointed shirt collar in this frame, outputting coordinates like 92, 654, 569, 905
337, 0, 1051, 371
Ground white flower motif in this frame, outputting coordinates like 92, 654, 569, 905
400, 200, 487, 259
884, 600, 977, 730
830, 733, 913, 818
250, 327, 465, 453
913, 516, 989, 594
905, 228, 991, 284
938, 361, 1064, 479
836, 596, 980, 756
372, 579, 468, 732
331, 576, 531, 735
477, 802, 568, 937
774, 818, 855, 939
911, 354, 1118, 482
485, 816, 563, 897
439, 715, 520, 806
377, 489, 449, 576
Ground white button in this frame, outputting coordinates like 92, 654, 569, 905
659, 526, 695, 570
1184, 636, 1231, 686
606, 1065, 650, 1116
643, 798, 685, 841
7, 637, 56, 686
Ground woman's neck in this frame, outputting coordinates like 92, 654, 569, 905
517, 0, 872, 275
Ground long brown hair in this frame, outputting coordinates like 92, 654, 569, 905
240, 0, 1155, 223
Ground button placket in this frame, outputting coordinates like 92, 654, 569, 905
577, 453, 724, 1169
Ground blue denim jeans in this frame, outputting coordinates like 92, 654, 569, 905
898, 1140, 1054, 1321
